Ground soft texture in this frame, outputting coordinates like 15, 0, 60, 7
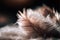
0, 5, 60, 40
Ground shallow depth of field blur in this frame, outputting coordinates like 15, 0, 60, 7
0, 0, 60, 27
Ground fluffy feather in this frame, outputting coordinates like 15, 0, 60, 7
0, 5, 60, 40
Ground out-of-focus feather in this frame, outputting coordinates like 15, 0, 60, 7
0, 5, 60, 40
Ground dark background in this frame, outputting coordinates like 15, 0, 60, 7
0, 0, 60, 25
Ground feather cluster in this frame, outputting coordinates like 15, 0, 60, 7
0, 5, 60, 40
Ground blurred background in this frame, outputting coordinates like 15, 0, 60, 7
0, 0, 60, 27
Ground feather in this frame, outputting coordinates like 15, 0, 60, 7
0, 5, 60, 40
